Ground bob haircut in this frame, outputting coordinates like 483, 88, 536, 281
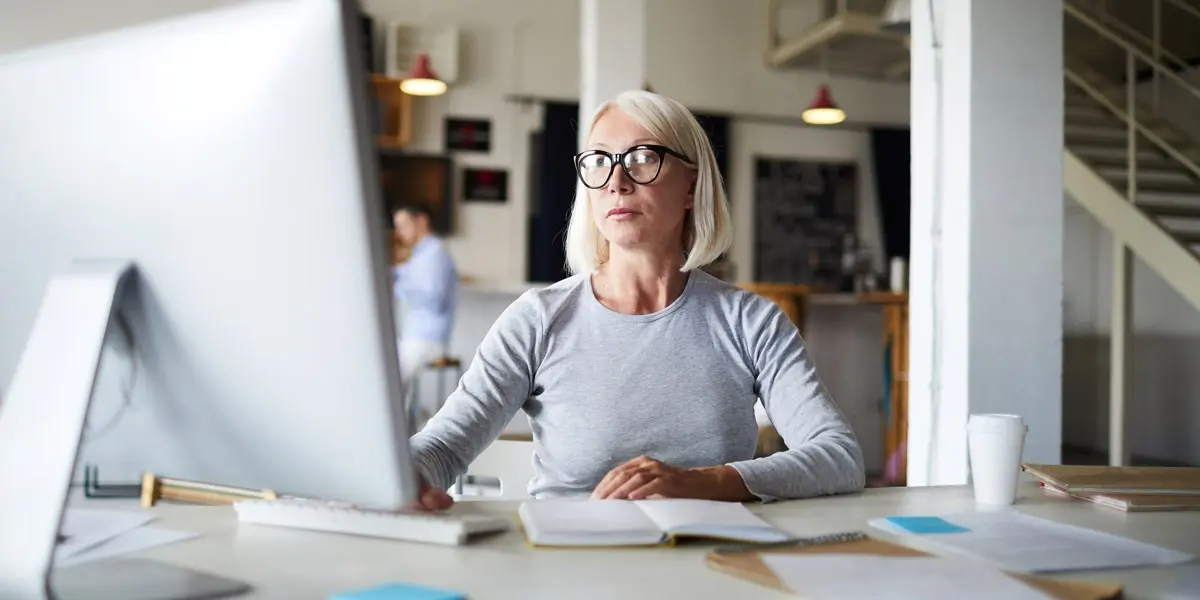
563, 90, 733, 276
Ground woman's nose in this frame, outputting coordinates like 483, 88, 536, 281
606, 164, 634, 195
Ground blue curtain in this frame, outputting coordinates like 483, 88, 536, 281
527, 102, 579, 283
870, 127, 911, 261
693, 112, 731, 193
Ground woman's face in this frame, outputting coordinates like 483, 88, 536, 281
580, 109, 695, 255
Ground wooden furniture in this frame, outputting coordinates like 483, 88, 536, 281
735, 283, 829, 335
67, 483, 1200, 598
370, 74, 412, 148
877, 293, 908, 485
739, 283, 910, 485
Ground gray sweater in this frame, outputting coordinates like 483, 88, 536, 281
409, 270, 865, 501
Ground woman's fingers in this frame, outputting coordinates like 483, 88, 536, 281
407, 477, 454, 511
420, 486, 454, 510
593, 456, 666, 499
608, 469, 659, 500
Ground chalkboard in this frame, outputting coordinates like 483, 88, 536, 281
753, 158, 857, 286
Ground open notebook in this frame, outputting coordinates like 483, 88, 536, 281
517, 499, 790, 547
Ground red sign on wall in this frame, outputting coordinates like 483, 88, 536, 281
445, 117, 491, 152
463, 168, 508, 203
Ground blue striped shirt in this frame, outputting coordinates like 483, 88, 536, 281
392, 235, 457, 343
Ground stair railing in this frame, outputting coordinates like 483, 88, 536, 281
1063, 0, 1200, 468
1064, 0, 1200, 184
1086, 5, 1190, 77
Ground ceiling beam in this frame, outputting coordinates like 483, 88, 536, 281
765, 12, 909, 69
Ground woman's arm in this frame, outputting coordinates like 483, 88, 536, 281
726, 296, 866, 502
408, 292, 542, 490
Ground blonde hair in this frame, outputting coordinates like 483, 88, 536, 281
563, 90, 733, 275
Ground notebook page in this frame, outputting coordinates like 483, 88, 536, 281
634, 499, 789, 542
517, 500, 664, 546
870, 511, 1193, 573
759, 555, 1054, 600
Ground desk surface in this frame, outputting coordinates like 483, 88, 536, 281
67, 483, 1199, 600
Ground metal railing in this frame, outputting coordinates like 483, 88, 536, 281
1064, 1, 1200, 181
1092, 0, 1200, 108
1087, 8, 1190, 75
1063, 0, 1200, 468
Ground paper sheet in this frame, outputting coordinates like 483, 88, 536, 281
55, 527, 199, 569
869, 511, 1193, 573
634, 499, 788, 541
1164, 564, 1200, 600
55, 508, 156, 561
759, 555, 1054, 600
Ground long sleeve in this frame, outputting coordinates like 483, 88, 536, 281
393, 245, 456, 313
408, 291, 542, 490
726, 296, 866, 502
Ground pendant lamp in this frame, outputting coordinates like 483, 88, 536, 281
801, 84, 846, 125
399, 53, 447, 96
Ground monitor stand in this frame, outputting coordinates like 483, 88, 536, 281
0, 261, 250, 600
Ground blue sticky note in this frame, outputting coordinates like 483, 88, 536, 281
885, 516, 969, 534
331, 583, 466, 600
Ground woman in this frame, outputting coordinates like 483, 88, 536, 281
410, 90, 864, 510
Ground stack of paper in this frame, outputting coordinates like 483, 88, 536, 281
1023, 463, 1200, 512
869, 511, 1193, 573
758, 554, 1056, 600
54, 508, 198, 569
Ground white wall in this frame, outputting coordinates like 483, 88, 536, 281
1063, 202, 1200, 465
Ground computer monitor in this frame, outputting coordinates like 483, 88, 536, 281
0, 0, 418, 581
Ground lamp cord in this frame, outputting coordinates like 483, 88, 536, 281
924, 0, 944, 486
83, 312, 138, 443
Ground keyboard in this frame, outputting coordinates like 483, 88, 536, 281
233, 498, 512, 546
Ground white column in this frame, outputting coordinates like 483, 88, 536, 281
579, 0, 647, 149
908, 0, 1064, 486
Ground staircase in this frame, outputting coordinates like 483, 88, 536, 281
1064, 61, 1200, 308
1060, 0, 1200, 465
1062, 2, 1200, 303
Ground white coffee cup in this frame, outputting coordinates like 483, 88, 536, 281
967, 414, 1027, 505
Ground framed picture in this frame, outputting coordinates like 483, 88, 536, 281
462, 168, 508, 203
445, 117, 492, 152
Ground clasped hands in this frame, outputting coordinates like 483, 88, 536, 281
591, 455, 753, 502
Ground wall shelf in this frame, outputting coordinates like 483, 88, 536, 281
370, 74, 412, 148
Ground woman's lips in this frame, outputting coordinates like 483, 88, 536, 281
607, 207, 637, 220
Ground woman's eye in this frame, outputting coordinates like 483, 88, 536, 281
581, 155, 609, 169
627, 151, 659, 165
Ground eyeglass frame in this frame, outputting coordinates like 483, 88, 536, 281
572, 144, 694, 190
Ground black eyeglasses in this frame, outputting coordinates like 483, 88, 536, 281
573, 144, 693, 189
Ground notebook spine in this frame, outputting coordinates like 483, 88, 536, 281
713, 531, 869, 555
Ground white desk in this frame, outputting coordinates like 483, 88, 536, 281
63, 483, 1200, 599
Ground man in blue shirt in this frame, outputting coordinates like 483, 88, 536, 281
391, 203, 457, 426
